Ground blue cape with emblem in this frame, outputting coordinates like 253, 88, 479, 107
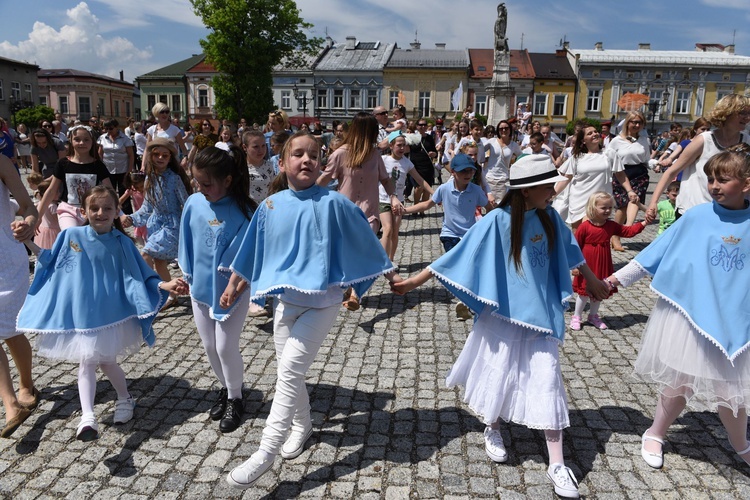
230, 184, 394, 304
428, 206, 584, 343
178, 193, 252, 321
17, 226, 167, 345
634, 201, 750, 361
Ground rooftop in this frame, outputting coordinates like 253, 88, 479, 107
38, 68, 133, 85
528, 52, 576, 80
571, 45, 750, 67
138, 54, 206, 79
386, 48, 468, 69
315, 38, 395, 72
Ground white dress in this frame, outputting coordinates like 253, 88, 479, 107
558, 151, 624, 224
446, 307, 570, 430
484, 139, 521, 200
0, 179, 30, 339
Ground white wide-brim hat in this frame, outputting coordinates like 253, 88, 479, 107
507, 154, 567, 189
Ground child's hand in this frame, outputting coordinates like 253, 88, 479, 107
643, 212, 656, 225
586, 278, 610, 302
11, 220, 34, 242
571, 268, 580, 277
120, 215, 133, 228
391, 277, 418, 295
220, 283, 239, 309
162, 278, 189, 295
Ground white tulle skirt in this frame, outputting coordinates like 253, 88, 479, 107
446, 307, 569, 430
35, 317, 144, 364
634, 298, 750, 416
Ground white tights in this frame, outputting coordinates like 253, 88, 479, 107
258, 300, 339, 455
191, 297, 249, 400
573, 295, 600, 318
78, 361, 129, 418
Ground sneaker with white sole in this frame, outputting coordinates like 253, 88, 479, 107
281, 427, 313, 459
547, 463, 580, 498
76, 414, 99, 441
483, 427, 508, 463
113, 397, 135, 424
226, 452, 274, 489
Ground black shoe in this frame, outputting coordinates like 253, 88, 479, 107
219, 398, 244, 433
210, 387, 228, 421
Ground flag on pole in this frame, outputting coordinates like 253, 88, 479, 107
451, 82, 463, 112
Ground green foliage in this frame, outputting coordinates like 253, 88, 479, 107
191, 0, 322, 123
566, 117, 601, 135
14, 106, 55, 129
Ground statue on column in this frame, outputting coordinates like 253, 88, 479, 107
494, 3, 509, 54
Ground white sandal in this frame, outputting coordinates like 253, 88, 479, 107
641, 431, 664, 469
735, 441, 750, 465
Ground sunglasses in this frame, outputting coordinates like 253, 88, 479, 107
159, 110, 170, 115
498, 127, 510, 131
630, 121, 643, 126
375, 111, 387, 116
417, 123, 428, 127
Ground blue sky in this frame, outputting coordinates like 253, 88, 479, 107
1, 0, 749, 82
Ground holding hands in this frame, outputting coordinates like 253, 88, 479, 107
160, 278, 190, 295
120, 215, 133, 228
11, 219, 36, 243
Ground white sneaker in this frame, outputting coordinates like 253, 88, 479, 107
113, 398, 135, 424
547, 463, 580, 498
483, 427, 508, 463
76, 414, 99, 441
281, 427, 313, 459
226, 452, 274, 489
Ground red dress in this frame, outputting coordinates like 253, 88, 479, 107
573, 220, 645, 297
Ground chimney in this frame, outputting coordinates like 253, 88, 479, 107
119, 70, 124, 81
435, 43, 446, 50
594, 42, 603, 51
345, 36, 356, 50
410, 41, 421, 50
555, 49, 566, 57
725, 44, 735, 54
638, 43, 651, 50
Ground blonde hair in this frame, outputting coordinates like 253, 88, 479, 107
585, 191, 615, 220
704, 148, 750, 183
619, 111, 647, 138
151, 102, 170, 117
708, 94, 750, 128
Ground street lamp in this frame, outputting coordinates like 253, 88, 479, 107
292, 82, 313, 119
647, 90, 670, 139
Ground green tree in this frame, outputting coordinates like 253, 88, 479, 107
191, 0, 322, 123
15, 106, 55, 130
566, 117, 602, 135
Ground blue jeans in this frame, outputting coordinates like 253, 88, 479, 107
440, 236, 461, 252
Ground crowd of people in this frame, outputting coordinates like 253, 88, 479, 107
1, 93, 749, 498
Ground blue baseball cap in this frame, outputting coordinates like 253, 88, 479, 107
451, 153, 477, 172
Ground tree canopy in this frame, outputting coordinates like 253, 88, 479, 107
15, 106, 55, 129
191, 0, 321, 123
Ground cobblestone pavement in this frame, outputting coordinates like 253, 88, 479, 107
2, 173, 750, 499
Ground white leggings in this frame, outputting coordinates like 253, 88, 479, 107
191, 297, 249, 400
78, 361, 129, 418
259, 300, 339, 455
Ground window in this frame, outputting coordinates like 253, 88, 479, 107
171, 95, 181, 113
98, 98, 105, 116
24, 83, 32, 101
474, 95, 487, 116
198, 88, 209, 108
147, 95, 156, 111
349, 89, 361, 109
515, 95, 528, 107
333, 89, 344, 108
59, 96, 69, 114
553, 95, 566, 116
389, 90, 399, 109
533, 93, 547, 115
367, 89, 378, 109
39, 96, 47, 106
281, 90, 291, 109
78, 96, 91, 119
716, 89, 731, 103
586, 89, 601, 112
11, 81, 21, 100
158, 95, 167, 104
125, 102, 131, 117
316, 89, 328, 109
418, 91, 431, 118
0, 80, 3, 100
114, 101, 120, 117
675, 90, 691, 114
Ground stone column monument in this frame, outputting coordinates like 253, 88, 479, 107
486, 3, 513, 126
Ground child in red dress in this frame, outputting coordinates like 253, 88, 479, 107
571, 191, 651, 330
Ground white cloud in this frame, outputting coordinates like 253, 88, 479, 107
91, 0, 205, 31
0, 2, 153, 81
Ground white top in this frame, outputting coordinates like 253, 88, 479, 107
134, 132, 147, 156
558, 150, 624, 224
147, 124, 182, 146
676, 130, 750, 213
484, 139, 521, 182
607, 135, 650, 166
379, 155, 414, 203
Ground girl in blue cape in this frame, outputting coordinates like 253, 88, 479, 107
394, 154, 609, 499
17, 186, 187, 441
221, 132, 401, 489
606, 150, 750, 470
178, 145, 256, 434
